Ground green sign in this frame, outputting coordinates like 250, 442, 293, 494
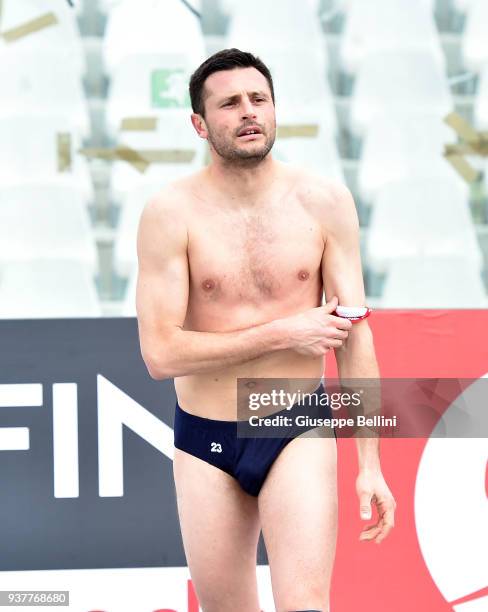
151, 68, 191, 108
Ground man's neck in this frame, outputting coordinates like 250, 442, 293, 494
206, 156, 279, 204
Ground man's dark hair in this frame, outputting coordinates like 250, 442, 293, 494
189, 48, 275, 118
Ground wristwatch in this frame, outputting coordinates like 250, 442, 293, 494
332, 305, 372, 323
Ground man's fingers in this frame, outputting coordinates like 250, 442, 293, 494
329, 315, 353, 330
359, 524, 382, 540
323, 295, 339, 313
375, 507, 395, 542
359, 496, 396, 541
375, 521, 394, 544
359, 493, 373, 519
360, 509, 395, 543
332, 328, 349, 340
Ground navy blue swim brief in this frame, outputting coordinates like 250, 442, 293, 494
173, 383, 336, 497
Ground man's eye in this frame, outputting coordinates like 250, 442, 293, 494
222, 102, 234, 107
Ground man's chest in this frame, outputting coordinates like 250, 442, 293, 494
187, 207, 325, 303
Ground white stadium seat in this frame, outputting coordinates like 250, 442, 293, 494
222, 0, 320, 16
0, 184, 98, 274
100, 0, 202, 13
0, 260, 101, 319
99, 0, 126, 10
0, 0, 484, 317
113, 183, 164, 279
475, 64, 488, 195
380, 256, 487, 308
102, 0, 205, 75
98, 0, 123, 10
357, 113, 466, 204
264, 50, 338, 138
453, 0, 475, 10
273, 132, 344, 184
460, 0, 488, 71
105, 52, 200, 139
226, 0, 328, 70
121, 267, 138, 317
260, 49, 341, 180
0, 116, 94, 204
108, 110, 206, 204
473, 63, 488, 130
0, 0, 85, 75
0, 50, 90, 138
340, 0, 444, 75
350, 51, 453, 138
366, 177, 483, 274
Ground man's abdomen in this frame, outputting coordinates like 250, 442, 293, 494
174, 349, 325, 420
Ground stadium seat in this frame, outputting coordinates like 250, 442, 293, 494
357, 113, 465, 204
121, 266, 138, 317
473, 64, 488, 205
100, 0, 202, 13
222, 0, 319, 16
0, 0, 485, 319
105, 52, 200, 139
72, 0, 86, 16
98, 0, 125, 10
113, 182, 164, 279
273, 130, 344, 183
460, 0, 488, 71
0, 260, 101, 318
0, 116, 94, 204
226, 0, 328, 70
365, 177, 483, 274
339, 0, 444, 75
102, 0, 205, 75
108, 110, 206, 204
264, 49, 338, 138
473, 62, 488, 129
0, 0, 86, 75
0, 184, 98, 274
380, 256, 487, 307
452, 0, 474, 10
350, 51, 453, 138
0, 50, 90, 138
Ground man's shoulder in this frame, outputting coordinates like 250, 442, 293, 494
138, 175, 199, 241
143, 171, 203, 217
287, 164, 352, 213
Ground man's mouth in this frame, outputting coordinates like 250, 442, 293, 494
237, 126, 262, 138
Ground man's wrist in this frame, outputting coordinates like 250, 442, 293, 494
358, 461, 382, 472
356, 437, 381, 471
266, 317, 294, 352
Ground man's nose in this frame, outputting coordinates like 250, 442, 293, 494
240, 98, 257, 119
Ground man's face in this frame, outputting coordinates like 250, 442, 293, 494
194, 67, 276, 164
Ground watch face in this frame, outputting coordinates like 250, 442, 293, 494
334, 306, 372, 322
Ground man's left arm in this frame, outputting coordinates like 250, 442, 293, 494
319, 180, 396, 544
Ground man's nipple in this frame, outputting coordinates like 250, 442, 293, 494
202, 278, 216, 291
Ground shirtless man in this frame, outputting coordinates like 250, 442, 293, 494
136, 48, 396, 612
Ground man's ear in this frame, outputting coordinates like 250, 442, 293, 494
191, 113, 208, 139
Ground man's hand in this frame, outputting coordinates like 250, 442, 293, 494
284, 295, 353, 356
356, 468, 396, 544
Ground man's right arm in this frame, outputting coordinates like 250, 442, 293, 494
136, 191, 295, 380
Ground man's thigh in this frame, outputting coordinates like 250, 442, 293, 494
173, 448, 262, 612
258, 430, 338, 612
